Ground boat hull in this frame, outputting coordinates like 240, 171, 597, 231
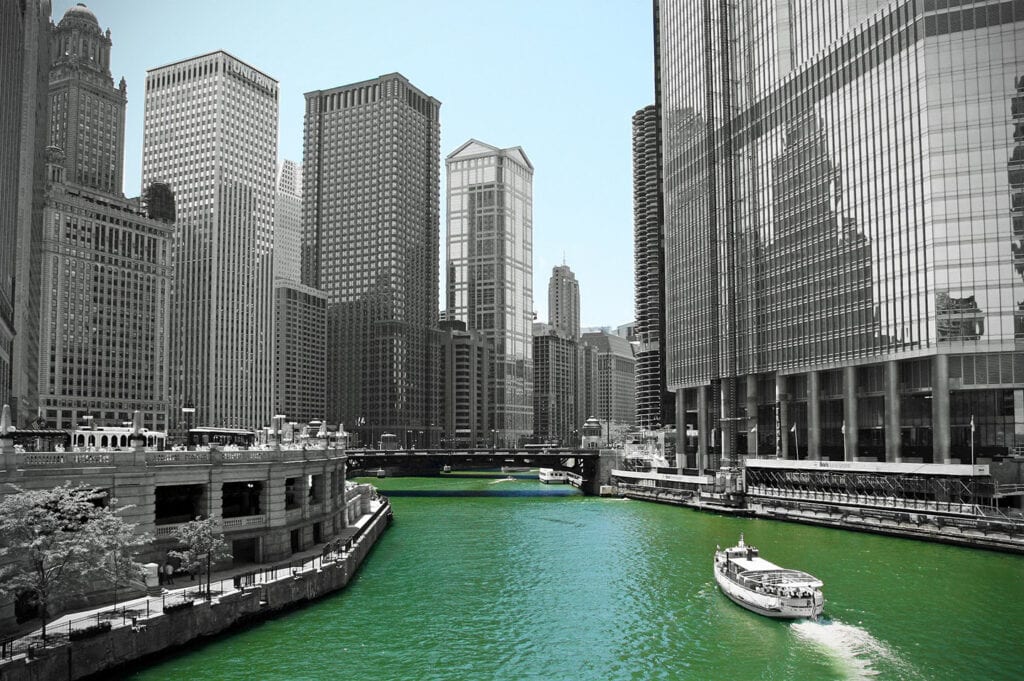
714, 564, 824, 619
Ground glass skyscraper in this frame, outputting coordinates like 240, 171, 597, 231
446, 140, 534, 447
302, 74, 441, 447
659, 0, 1023, 466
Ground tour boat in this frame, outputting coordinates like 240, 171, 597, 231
713, 534, 824, 619
538, 468, 569, 484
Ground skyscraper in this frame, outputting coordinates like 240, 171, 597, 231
302, 74, 440, 447
34, 4, 174, 433
533, 323, 579, 446
632, 104, 674, 430
548, 264, 580, 340
274, 159, 302, 283
581, 331, 636, 432
446, 139, 534, 447
143, 51, 278, 429
658, 0, 1024, 467
3, 0, 50, 424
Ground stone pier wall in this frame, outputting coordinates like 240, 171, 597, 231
0, 500, 392, 681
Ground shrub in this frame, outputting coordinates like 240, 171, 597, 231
69, 621, 112, 641
163, 600, 195, 613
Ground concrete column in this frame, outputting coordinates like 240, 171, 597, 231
932, 354, 951, 464
746, 375, 759, 458
697, 386, 709, 473
843, 366, 858, 461
808, 370, 821, 461
885, 360, 902, 462
775, 373, 789, 459
675, 392, 687, 473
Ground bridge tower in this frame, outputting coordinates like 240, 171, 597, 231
581, 416, 603, 450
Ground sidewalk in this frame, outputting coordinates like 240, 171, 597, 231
6, 501, 381, 653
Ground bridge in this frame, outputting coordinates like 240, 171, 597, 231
344, 447, 614, 496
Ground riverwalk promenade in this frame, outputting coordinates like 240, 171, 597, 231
0, 496, 392, 681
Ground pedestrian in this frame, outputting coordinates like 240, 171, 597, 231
164, 562, 175, 586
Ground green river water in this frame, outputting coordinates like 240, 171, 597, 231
119, 472, 1024, 680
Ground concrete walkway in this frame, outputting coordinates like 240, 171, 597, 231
11, 504, 378, 647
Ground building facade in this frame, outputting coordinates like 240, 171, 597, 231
47, 5, 126, 196
2, 0, 51, 424
658, 0, 1024, 467
302, 73, 441, 448
446, 139, 534, 447
438, 319, 492, 448
533, 323, 579, 445
274, 159, 302, 283
273, 280, 326, 424
581, 331, 636, 430
39, 152, 173, 431
633, 103, 675, 430
142, 51, 278, 430
33, 5, 173, 433
548, 264, 580, 340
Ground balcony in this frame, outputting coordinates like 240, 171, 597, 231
222, 514, 267, 531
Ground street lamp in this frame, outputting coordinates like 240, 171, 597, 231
273, 414, 286, 447
181, 404, 195, 448
490, 429, 496, 451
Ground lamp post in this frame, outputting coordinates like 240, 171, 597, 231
181, 404, 195, 448
274, 413, 286, 448
490, 429, 496, 451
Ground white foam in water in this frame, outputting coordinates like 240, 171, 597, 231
791, 618, 911, 680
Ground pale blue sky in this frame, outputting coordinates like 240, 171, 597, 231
52, 0, 654, 327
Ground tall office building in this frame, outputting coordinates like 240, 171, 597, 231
35, 4, 173, 432
548, 264, 580, 340
143, 51, 278, 429
303, 74, 440, 448
274, 159, 302, 283
533, 323, 579, 445
658, 0, 1024, 467
446, 139, 535, 447
274, 280, 326, 423
1, 0, 48, 417
632, 104, 674, 430
2, 0, 50, 424
438, 318, 492, 448
581, 331, 636, 431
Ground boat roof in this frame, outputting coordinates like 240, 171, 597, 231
720, 549, 823, 588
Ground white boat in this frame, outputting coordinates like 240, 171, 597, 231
538, 468, 569, 484
713, 534, 824, 619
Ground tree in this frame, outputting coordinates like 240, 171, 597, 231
0, 483, 149, 641
93, 501, 153, 613
169, 517, 231, 600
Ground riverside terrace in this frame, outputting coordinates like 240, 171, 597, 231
0, 433, 373, 634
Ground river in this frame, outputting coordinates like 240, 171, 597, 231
119, 471, 1024, 680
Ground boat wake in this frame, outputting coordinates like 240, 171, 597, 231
791, 618, 913, 680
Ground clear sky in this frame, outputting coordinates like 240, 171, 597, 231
52, 0, 655, 328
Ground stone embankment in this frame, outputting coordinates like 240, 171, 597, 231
610, 484, 1024, 553
0, 499, 392, 681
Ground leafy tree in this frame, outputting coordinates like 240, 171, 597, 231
93, 501, 153, 612
0, 483, 149, 641
169, 517, 231, 600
